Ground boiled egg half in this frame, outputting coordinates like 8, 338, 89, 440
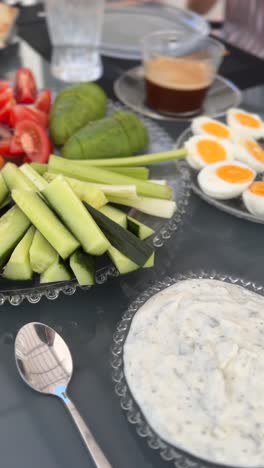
234, 137, 264, 173
198, 161, 256, 200
185, 135, 234, 170
191, 116, 231, 140
227, 108, 264, 139
243, 181, 264, 218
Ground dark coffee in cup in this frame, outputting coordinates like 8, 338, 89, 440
144, 56, 213, 115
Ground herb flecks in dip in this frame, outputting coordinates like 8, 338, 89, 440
124, 279, 264, 467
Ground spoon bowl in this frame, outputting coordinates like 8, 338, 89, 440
15, 322, 111, 468
15, 322, 73, 396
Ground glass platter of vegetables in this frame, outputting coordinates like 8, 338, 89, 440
0, 69, 190, 305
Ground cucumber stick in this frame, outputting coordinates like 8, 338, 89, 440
3, 226, 35, 280
48, 155, 172, 200
98, 205, 153, 273
70, 249, 95, 285
99, 205, 127, 228
42, 177, 109, 256
108, 246, 139, 274
108, 195, 177, 218
0, 195, 12, 212
127, 216, 154, 240
108, 244, 154, 274
30, 163, 48, 175
20, 164, 48, 191
40, 256, 71, 283
99, 205, 154, 239
0, 206, 31, 267
0, 173, 9, 205
12, 189, 79, 259
29, 230, 57, 273
2, 163, 36, 191
84, 202, 153, 266
43, 173, 107, 208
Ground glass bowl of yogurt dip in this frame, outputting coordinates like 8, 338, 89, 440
111, 271, 264, 468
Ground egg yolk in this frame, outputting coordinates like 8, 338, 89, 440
244, 140, 264, 162
235, 112, 261, 128
216, 165, 254, 184
197, 139, 227, 163
249, 181, 264, 196
202, 122, 230, 139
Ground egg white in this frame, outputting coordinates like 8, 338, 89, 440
243, 187, 264, 218
227, 108, 264, 140
198, 161, 256, 200
234, 137, 264, 173
185, 135, 235, 170
191, 116, 231, 140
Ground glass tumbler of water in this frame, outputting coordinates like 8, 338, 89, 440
45, 0, 105, 82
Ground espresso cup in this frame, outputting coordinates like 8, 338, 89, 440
142, 31, 225, 116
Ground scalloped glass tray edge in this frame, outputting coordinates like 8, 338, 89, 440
111, 270, 264, 468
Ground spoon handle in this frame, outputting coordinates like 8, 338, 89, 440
63, 394, 112, 468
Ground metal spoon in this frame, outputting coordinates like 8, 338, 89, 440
15, 322, 112, 468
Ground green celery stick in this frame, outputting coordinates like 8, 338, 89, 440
48, 156, 172, 200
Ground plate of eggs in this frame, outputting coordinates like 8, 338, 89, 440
176, 108, 264, 223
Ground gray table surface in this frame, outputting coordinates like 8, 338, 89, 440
0, 39, 264, 468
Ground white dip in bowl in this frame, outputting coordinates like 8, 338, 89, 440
124, 279, 264, 467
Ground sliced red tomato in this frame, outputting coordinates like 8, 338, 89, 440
0, 124, 12, 140
9, 134, 24, 156
0, 88, 14, 108
0, 139, 11, 155
49, 139, 54, 154
15, 68, 37, 104
23, 156, 31, 163
0, 98, 15, 124
0, 156, 5, 169
35, 89, 52, 114
9, 106, 48, 128
0, 81, 11, 92
13, 120, 50, 163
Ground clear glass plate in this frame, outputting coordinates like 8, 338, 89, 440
111, 271, 264, 468
0, 102, 191, 306
176, 126, 264, 224
114, 67, 242, 122
101, 5, 209, 60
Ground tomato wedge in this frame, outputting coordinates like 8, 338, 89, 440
0, 156, 5, 169
0, 81, 11, 92
9, 134, 24, 156
9, 106, 48, 128
0, 140, 11, 155
0, 98, 15, 124
0, 125, 12, 140
12, 120, 50, 163
35, 89, 52, 114
15, 68, 37, 104
0, 88, 14, 108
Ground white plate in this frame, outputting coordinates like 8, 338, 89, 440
176, 126, 264, 224
101, 5, 209, 60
